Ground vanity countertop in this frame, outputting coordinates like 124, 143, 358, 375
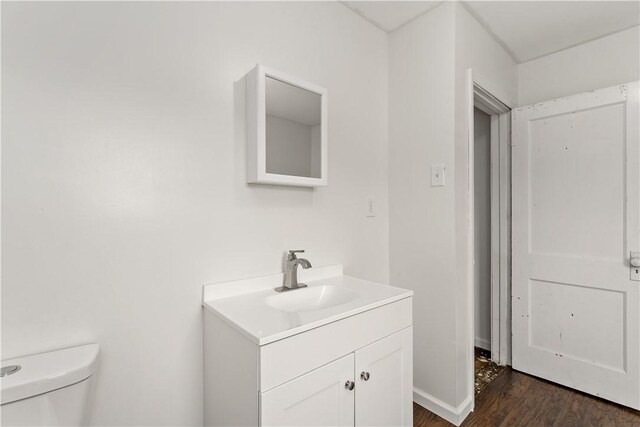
202, 265, 412, 345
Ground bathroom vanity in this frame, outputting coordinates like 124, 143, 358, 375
202, 265, 413, 427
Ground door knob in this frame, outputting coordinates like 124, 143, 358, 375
345, 381, 355, 391
360, 371, 370, 381
631, 251, 640, 267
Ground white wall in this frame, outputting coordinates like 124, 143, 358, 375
453, 3, 517, 414
389, 2, 517, 422
1, 2, 389, 425
518, 26, 640, 105
389, 1, 458, 410
473, 108, 491, 351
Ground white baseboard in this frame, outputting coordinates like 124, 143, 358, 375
414, 387, 474, 426
457, 395, 473, 423
474, 337, 490, 351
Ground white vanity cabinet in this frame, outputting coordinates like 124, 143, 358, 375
260, 328, 412, 427
355, 328, 413, 427
260, 353, 355, 427
202, 266, 413, 427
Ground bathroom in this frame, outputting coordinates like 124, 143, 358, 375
2, 1, 639, 426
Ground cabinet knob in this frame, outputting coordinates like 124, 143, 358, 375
360, 371, 370, 381
345, 380, 355, 391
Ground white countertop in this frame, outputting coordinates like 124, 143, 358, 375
202, 265, 412, 345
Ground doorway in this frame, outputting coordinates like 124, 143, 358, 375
470, 77, 512, 397
474, 107, 491, 355
473, 106, 505, 395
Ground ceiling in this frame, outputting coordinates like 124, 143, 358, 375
342, 1, 640, 63
463, 1, 640, 62
341, 1, 443, 32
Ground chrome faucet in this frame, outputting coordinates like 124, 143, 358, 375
275, 250, 312, 292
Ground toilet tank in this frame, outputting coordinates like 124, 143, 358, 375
1, 344, 99, 426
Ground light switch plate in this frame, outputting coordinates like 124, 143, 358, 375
431, 164, 445, 187
366, 198, 375, 217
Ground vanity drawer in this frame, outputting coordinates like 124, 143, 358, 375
259, 297, 412, 391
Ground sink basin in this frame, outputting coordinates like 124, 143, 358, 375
203, 265, 413, 345
266, 285, 358, 313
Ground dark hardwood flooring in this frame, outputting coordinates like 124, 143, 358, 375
414, 367, 640, 427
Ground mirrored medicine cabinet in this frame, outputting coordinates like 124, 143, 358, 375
246, 64, 328, 187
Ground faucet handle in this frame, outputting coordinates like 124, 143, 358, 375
288, 250, 305, 260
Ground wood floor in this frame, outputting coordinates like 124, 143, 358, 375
413, 367, 640, 426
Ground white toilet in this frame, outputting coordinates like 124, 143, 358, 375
1, 344, 99, 426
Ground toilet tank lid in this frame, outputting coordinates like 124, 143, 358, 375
1, 344, 99, 405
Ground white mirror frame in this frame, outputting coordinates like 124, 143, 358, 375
246, 64, 328, 187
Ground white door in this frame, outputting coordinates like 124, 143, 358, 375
355, 328, 413, 427
512, 82, 640, 409
260, 354, 355, 426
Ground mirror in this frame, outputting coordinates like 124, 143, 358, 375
246, 64, 328, 187
265, 77, 322, 179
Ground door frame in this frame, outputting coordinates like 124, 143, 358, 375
467, 70, 512, 373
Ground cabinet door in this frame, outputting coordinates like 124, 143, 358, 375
355, 327, 413, 427
260, 354, 355, 427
